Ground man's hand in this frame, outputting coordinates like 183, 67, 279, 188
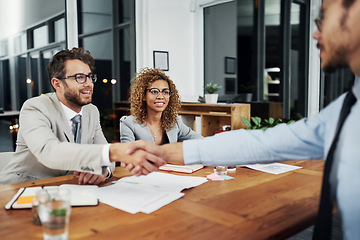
109, 141, 166, 175
74, 171, 107, 185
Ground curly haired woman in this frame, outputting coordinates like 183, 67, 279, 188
120, 68, 202, 145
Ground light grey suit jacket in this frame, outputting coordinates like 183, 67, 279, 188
120, 115, 203, 143
0, 93, 114, 185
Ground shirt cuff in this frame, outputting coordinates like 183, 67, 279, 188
101, 144, 111, 166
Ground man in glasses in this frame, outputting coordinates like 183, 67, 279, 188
0, 47, 165, 185
129, 0, 360, 238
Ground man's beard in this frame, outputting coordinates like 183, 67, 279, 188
63, 82, 92, 107
322, 45, 348, 73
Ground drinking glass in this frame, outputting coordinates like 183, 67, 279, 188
37, 188, 71, 240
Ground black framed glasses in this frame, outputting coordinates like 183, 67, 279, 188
146, 88, 172, 98
59, 73, 97, 84
314, 17, 322, 31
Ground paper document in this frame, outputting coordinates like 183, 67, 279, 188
243, 162, 302, 175
98, 172, 207, 214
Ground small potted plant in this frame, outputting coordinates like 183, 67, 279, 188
205, 82, 221, 104
239, 83, 254, 102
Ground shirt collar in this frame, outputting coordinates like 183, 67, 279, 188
59, 102, 83, 121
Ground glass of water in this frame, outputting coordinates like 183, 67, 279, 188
37, 188, 71, 240
214, 166, 228, 176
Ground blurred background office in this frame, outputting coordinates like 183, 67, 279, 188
0, 0, 354, 150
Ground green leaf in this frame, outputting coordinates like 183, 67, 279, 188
241, 117, 252, 128
51, 208, 67, 216
268, 117, 274, 124
251, 117, 262, 126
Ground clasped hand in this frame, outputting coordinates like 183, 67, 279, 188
110, 140, 166, 176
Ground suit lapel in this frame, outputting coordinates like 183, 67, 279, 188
49, 93, 74, 143
81, 107, 90, 143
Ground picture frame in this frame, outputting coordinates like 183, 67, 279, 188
153, 51, 169, 71
225, 57, 236, 74
225, 78, 236, 94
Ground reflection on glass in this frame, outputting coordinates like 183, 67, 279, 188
14, 33, 27, 54
265, 1, 281, 102
34, 25, 49, 49
30, 53, 39, 97
80, 0, 111, 34
119, 28, 131, 100
118, 0, 131, 24
204, 1, 237, 99
55, 18, 66, 42
82, 32, 113, 111
17, 54, 27, 106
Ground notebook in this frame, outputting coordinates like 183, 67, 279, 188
159, 164, 204, 174
5, 184, 99, 210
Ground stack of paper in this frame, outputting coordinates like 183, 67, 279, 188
97, 172, 207, 214
159, 164, 203, 173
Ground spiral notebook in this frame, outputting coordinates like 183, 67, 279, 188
5, 184, 99, 210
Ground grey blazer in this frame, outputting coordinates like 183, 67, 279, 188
120, 115, 203, 143
0, 93, 114, 185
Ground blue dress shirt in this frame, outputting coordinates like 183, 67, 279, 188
183, 77, 360, 239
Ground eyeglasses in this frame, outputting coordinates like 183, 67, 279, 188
59, 73, 97, 84
314, 17, 322, 31
147, 88, 172, 97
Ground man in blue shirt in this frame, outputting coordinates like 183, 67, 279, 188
127, 0, 360, 239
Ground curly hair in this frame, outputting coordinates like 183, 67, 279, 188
47, 47, 95, 90
130, 68, 181, 131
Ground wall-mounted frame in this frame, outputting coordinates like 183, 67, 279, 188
225, 78, 236, 94
153, 51, 169, 71
225, 57, 236, 74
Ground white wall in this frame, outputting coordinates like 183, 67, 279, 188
0, 0, 64, 40
136, 0, 201, 102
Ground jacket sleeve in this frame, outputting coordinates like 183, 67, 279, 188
119, 116, 136, 143
20, 98, 105, 175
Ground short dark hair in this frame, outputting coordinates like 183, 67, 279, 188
47, 47, 95, 90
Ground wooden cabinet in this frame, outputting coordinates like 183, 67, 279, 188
179, 103, 250, 137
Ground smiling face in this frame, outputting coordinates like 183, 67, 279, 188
145, 80, 170, 115
313, 0, 360, 74
52, 59, 94, 112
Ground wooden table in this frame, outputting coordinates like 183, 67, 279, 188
0, 160, 324, 240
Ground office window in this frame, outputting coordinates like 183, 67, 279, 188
17, 54, 28, 107
13, 33, 27, 54
54, 18, 66, 42
82, 32, 113, 111
33, 25, 49, 49
117, 0, 132, 24
79, 0, 112, 34
0, 40, 8, 57
204, 0, 310, 119
0, 60, 11, 110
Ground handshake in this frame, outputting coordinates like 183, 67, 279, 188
109, 140, 183, 176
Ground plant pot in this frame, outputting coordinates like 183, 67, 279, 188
237, 93, 253, 102
205, 94, 218, 104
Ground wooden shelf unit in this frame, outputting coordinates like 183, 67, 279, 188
113, 102, 250, 140
179, 103, 250, 137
